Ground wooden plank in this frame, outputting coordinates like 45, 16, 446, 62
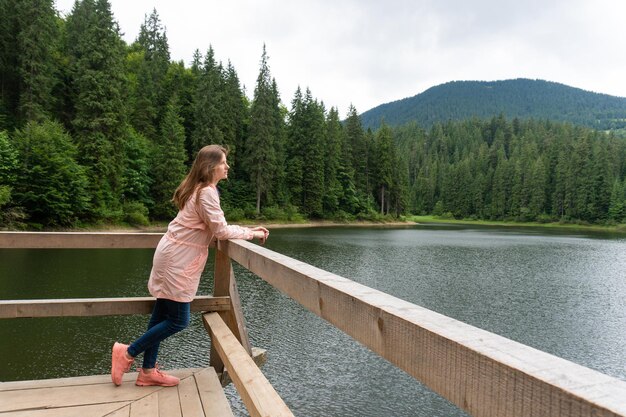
210, 248, 252, 376
178, 374, 204, 417
220, 347, 267, 388
0, 379, 162, 412
156, 385, 182, 417
0, 296, 230, 319
214, 248, 252, 353
194, 367, 234, 417
0, 402, 131, 417
0, 231, 163, 249
129, 391, 160, 417
107, 404, 131, 417
203, 312, 293, 417
0, 370, 175, 392
220, 238, 626, 417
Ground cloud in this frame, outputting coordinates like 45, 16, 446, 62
53, 0, 626, 114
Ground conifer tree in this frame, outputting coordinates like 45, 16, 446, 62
299, 90, 325, 217
0, 0, 20, 130
375, 122, 394, 215
161, 60, 196, 163
527, 157, 548, 219
608, 179, 624, 222
220, 61, 248, 168
121, 128, 152, 207
131, 8, 170, 140
65, 0, 127, 217
150, 96, 187, 219
344, 106, 368, 200
15, 0, 59, 123
323, 107, 343, 215
244, 45, 279, 214
191, 46, 225, 155
285, 87, 305, 206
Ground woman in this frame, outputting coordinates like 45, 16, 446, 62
111, 144, 269, 387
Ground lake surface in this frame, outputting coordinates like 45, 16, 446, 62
1, 224, 625, 416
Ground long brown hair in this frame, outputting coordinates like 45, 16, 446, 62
172, 145, 228, 210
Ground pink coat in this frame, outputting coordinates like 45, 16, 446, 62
148, 184, 253, 302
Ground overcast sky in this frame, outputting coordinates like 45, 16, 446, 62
54, 0, 626, 117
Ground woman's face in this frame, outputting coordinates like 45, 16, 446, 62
212, 153, 230, 183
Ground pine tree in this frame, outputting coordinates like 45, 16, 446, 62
220, 61, 248, 168
322, 107, 343, 215
162, 60, 196, 163
344, 105, 368, 199
570, 132, 594, 220
375, 122, 394, 215
336, 110, 359, 214
121, 128, 152, 206
0, 0, 21, 130
285, 87, 305, 207
191, 46, 224, 155
65, 0, 128, 217
490, 147, 509, 219
299, 90, 325, 217
244, 45, 279, 214
150, 96, 187, 219
608, 179, 624, 222
527, 157, 548, 219
131, 8, 170, 140
14, 0, 59, 123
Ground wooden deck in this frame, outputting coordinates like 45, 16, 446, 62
0, 367, 234, 417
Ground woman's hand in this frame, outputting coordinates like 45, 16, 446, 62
251, 226, 269, 244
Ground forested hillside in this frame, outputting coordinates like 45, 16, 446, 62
360, 79, 626, 132
396, 117, 626, 223
1, 0, 626, 229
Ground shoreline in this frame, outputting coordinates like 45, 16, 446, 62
5, 217, 626, 234
407, 215, 626, 234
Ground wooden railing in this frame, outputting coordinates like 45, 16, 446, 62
0, 231, 292, 417
1, 231, 626, 417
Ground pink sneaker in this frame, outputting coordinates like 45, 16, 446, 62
111, 342, 134, 386
136, 366, 180, 387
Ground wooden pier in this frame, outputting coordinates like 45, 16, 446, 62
1, 231, 626, 417
0, 368, 233, 416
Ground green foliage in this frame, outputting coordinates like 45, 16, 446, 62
4, 3, 625, 228
150, 96, 187, 219
15, 0, 60, 123
121, 127, 152, 206
12, 120, 89, 226
286, 88, 325, 217
65, 0, 128, 216
361, 79, 626, 132
122, 201, 149, 226
244, 45, 282, 214
397, 117, 626, 224
261, 205, 304, 222
0, 130, 18, 185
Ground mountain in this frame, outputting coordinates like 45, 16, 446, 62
359, 79, 626, 132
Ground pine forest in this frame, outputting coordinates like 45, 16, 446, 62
1, 0, 626, 229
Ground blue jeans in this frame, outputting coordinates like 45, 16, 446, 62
127, 298, 190, 369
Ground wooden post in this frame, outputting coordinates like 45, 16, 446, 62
204, 312, 294, 417
209, 242, 252, 375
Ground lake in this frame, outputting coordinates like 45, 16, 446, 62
1, 224, 625, 416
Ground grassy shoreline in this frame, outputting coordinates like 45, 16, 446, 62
407, 215, 626, 234
6, 216, 626, 234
